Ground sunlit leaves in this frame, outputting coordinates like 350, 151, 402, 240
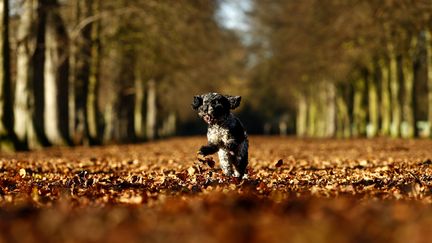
1, 137, 432, 241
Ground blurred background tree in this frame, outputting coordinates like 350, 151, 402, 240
2, 0, 432, 150
249, 0, 432, 138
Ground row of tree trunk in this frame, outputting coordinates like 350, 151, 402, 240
296, 30, 432, 138
0, 0, 169, 150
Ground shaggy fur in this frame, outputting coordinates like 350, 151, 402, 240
192, 93, 248, 178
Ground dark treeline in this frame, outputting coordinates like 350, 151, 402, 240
249, 0, 432, 138
1, 0, 246, 150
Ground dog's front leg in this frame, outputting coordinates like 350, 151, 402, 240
198, 143, 219, 156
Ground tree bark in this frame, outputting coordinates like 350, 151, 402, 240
0, 0, 15, 150
43, 0, 69, 145
146, 79, 157, 140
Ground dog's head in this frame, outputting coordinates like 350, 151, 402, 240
191, 93, 241, 125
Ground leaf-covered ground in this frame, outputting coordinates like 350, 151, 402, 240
1, 137, 432, 242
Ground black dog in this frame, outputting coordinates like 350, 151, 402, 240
192, 93, 248, 178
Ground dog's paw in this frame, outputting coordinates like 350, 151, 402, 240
198, 145, 214, 156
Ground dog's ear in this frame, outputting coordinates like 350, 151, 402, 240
227, 95, 241, 110
191, 95, 203, 110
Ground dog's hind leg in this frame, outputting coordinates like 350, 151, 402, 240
232, 141, 248, 178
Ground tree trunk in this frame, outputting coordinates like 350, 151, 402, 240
367, 65, 379, 138
0, 0, 15, 150
306, 94, 317, 137
68, 48, 76, 144
159, 112, 177, 137
73, 0, 88, 145
68, 0, 81, 144
14, 0, 45, 149
146, 79, 157, 140
134, 66, 145, 140
336, 89, 350, 138
314, 82, 331, 138
388, 43, 401, 137
426, 29, 432, 138
85, 0, 101, 144
43, 0, 69, 145
167, 112, 176, 136
401, 36, 416, 138
316, 84, 326, 138
379, 57, 391, 136
33, 0, 49, 148
325, 82, 336, 137
102, 99, 115, 143
401, 58, 415, 138
296, 92, 307, 137
352, 77, 366, 137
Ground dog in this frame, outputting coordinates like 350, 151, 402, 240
192, 92, 248, 178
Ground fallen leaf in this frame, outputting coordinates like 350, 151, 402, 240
19, 168, 26, 178
187, 167, 196, 176
275, 159, 283, 168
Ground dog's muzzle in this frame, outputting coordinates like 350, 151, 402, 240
203, 114, 215, 124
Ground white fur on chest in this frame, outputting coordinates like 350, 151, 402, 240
207, 124, 229, 146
